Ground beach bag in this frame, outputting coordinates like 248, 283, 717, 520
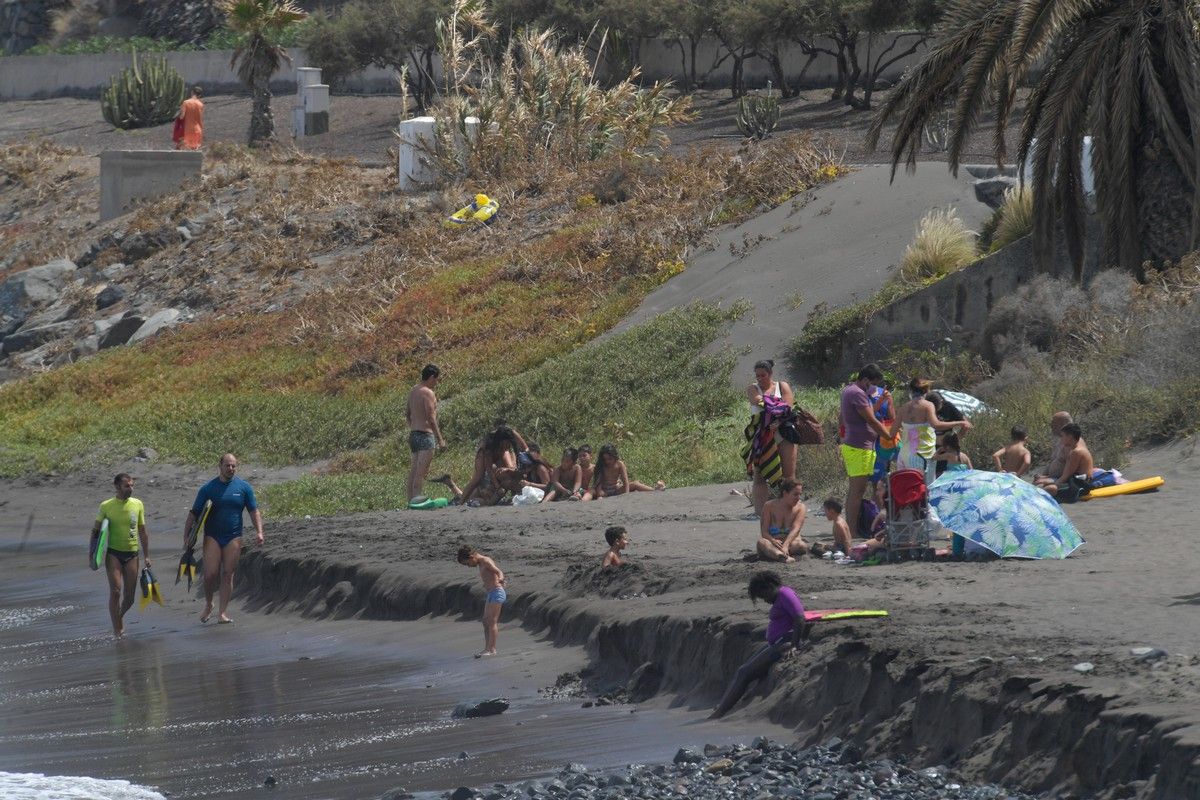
172, 117, 184, 145
511, 486, 544, 506
787, 406, 824, 445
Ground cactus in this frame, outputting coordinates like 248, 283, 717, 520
735, 82, 781, 141
101, 50, 187, 130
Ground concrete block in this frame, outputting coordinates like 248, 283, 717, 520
398, 116, 438, 190
100, 150, 203, 221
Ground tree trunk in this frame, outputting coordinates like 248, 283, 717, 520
689, 37, 698, 88
842, 29, 862, 108
730, 51, 746, 98
1133, 134, 1196, 276
765, 49, 794, 98
831, 49, 847, 99
248, 75, 274, 146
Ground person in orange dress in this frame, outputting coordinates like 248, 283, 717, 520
176, 86, 204, 150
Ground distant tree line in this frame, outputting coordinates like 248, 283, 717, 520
302, 0, 945, 111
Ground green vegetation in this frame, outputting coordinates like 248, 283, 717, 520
265, 304, 750, 515
735, 84, 781, 140
100, 51, 186, 130
898, 208, 976, 283
14, 22, 315, 57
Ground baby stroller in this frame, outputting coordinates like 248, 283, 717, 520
885, 468, 934, 561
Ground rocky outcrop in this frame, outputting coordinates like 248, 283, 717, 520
128, 307, 184, 343
0, 258, 75, 330
0, 0, 68, 55
136, 0, 221, 45
97, 312, 144, 349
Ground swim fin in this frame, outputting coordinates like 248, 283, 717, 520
145, 565, 164, 606
139, 566, 152, 610
176, 548, 198, 590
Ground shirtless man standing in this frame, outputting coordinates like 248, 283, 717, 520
757, 479, 809, 562
457, 545, 506, 657
1042, 423, 1094, 503
1033, 411, 1073, 489
406, 364, 445, 504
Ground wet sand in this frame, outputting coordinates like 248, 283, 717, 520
0, 466, 774, 799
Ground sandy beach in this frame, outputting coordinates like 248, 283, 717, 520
3, 439, 1195, 798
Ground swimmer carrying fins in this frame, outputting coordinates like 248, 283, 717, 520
177, 499, 211, 591
138, 565, 164, 609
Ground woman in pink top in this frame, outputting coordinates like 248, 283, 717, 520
711, 571, 806, 718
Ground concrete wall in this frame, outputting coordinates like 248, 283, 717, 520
827, 222, 1104, 378
1, 32, 925, 101
100, 149, 202, 221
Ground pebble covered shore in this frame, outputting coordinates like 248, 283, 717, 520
398, 738, 1037, 800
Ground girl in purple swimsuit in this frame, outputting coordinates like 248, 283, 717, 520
711, 571, 807, 718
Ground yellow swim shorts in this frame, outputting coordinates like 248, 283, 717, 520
840, 444, 877, 478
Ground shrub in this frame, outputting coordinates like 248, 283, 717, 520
898, 207, 976, 284
100, 51, 187, 130
735, 84, 781, 140
989, 185, 1034, 252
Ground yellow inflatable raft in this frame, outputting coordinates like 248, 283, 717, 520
444, 193, 499, 229
1080, 476, 1164, 500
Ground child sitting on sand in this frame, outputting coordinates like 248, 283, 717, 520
933, 432, 972, 472
991, 426, 1031, 476
588, 444, 665, 500
577, 445, 595, 500
456, 545, 506, 658
543, 448, 583, 502
602, 526, 629, 568
822, 498, 853, 558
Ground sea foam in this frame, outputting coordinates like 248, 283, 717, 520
0, 771, 166, 799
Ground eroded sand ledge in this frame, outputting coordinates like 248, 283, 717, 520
234, 447, 1200, 800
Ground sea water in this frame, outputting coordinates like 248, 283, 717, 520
0, 503, 770, 800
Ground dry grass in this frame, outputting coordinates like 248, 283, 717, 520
898, 207, 977, 284
989, 186, 1034, 253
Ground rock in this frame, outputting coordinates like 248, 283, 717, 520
837, 744, 863, 764
137, 447, 158, 460
94, 312, 124, 339
751, 736, 771, 751
450, 787, 475, 800
451, 698, 509, 718
128, 308, 183, 344
0, 259, 76, 320
702, 744, 721, 757
974, 176, 1018, 209
177, 225, 193, 242
2, 320, 74, 355
625, 662, 663, 703
101, 262, 128, 280
263, 775, 276, 787
119, 229, 172, 262
378, 790, 412, 800
23, 300, 76, 330
71, 335, 100, 360
99, 313, 145, 349
0, 314, 23, 338
1072, 662, 1095, 673
673, 748, 702, 765
1130, 647, 1167, 662
704, 759, 734, 774
96, 284, 126, 310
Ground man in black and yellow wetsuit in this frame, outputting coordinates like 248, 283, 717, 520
93, 473, 151, 640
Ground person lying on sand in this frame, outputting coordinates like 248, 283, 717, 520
757, 479, 809, 563
1041, 423, 1094, 503
602, 526, 629, 568
992, 425, 1032, 476
543, 448, 583, 502
457, 545, 506, 657
821, 498, 853, 558
710, 571, 807, 718
589, 444, 665, 499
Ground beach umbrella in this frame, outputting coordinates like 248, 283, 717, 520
939, 390, 993, 418
929, 470, 1084, 559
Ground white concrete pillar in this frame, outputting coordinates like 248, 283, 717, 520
398, 116, 438, 190
293, 68, 330, 137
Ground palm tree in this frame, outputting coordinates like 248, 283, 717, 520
220, 0, 308, 146
867, 0, 1200, 280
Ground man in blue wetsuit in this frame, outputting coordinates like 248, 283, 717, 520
184, 453, 264, 624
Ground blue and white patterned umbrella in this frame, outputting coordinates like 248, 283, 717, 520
929, 470, 1085, 559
